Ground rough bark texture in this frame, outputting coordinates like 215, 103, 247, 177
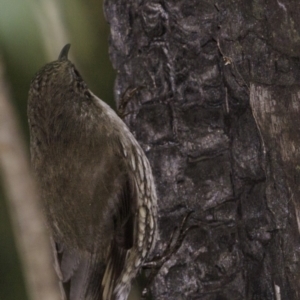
104, 1, 300, 299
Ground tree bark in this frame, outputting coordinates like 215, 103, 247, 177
104, 0, 300, 299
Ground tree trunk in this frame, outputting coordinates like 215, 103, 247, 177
104, 0, 300, 299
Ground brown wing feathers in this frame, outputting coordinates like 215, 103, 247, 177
53, 173, 137, 300
101, 174, 137, 300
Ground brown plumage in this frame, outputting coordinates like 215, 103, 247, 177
27, 44, 157, 300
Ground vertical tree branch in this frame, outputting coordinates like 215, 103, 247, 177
0, 59, 61, 300
104, 0, 300, 299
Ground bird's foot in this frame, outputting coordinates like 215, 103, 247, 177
141, 211, 198, 299
117, 86, 144, 119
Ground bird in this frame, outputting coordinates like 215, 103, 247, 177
27, 44, 158, 300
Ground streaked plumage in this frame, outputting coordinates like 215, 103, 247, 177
27, 44, 157, 300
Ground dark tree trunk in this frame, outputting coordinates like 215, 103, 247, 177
104, 0, 300, 299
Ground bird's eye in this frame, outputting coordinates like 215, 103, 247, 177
72, 67, 82, 80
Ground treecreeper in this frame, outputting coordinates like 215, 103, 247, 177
27, 44, 158, 300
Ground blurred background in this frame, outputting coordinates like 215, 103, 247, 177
0, 0, 116, 299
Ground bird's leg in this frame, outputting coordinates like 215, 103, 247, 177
141, 211, 198, 299
117, 86, 144, 119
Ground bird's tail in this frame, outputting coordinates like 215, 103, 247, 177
101, 242, 129, 300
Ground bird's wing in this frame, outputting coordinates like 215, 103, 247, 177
52, 238, 106, 300
101, 172, 137, 300
51, 171, 137, 300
